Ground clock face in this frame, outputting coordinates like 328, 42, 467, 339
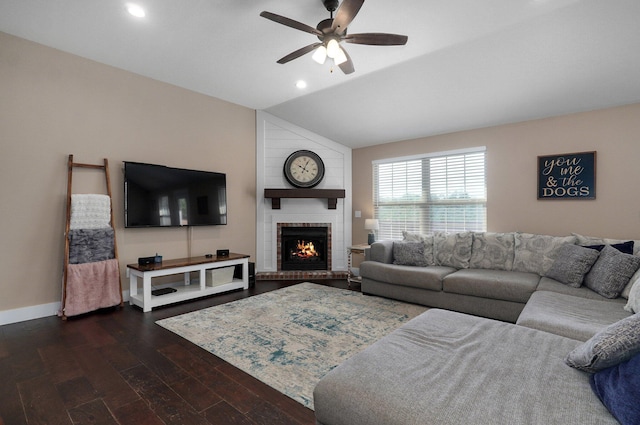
284, 150, 325, 188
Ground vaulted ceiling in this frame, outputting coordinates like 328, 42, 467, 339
2, 0, 640, 148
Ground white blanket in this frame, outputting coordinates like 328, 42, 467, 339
69, 194, 111, 230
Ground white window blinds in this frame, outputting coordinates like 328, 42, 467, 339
373, 148, 486, 240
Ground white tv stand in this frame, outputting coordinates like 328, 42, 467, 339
127, 253, 250, 312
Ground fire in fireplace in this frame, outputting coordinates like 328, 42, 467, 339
281, 226, 328, 271
292, 240, 320, 259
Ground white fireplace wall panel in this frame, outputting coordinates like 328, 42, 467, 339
256, 111, 352, 273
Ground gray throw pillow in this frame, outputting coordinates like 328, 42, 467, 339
393, 241, 428, 267
584, 245, 640, 298
402, 231, 435, 265
546, 244, 600, 288
565, 314, 640, 373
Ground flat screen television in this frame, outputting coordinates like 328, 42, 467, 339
124, 162, 227, 228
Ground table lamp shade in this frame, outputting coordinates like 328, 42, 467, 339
364, 219, 379, 231
365, 219, 379, 244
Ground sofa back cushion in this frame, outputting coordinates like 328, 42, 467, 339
624, 276, 640, 314
434, 232, 472, 269
512, 233, 577, 276
469, 232, 515, 271
573, 233, 640, 255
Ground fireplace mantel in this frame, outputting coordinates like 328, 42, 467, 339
264, 188, 346, 210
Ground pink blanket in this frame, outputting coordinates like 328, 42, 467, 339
64, 259, 122, 317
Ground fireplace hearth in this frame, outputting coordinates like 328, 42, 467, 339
281, 226, 328, 271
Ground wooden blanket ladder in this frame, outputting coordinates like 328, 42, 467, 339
61, 154, 123, 319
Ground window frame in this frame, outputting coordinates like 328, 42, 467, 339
372, 147, 487, 240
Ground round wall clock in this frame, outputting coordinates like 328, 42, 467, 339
283, 150, 325, 188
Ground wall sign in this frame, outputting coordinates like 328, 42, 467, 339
538, 151, 596, 200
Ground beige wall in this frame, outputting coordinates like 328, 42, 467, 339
0, 32, 256, 312
353, 103, 640, 244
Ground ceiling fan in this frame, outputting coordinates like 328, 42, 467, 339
260, 0, 408, 74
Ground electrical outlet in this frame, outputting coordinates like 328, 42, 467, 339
355, 210, 361, 218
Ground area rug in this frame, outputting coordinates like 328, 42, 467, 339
156, 282, 427, 409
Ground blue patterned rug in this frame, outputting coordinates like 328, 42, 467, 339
156, 282, 427, 409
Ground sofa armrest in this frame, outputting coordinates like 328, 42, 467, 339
369, 240, 395, 264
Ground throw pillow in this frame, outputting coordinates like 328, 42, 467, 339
546, 244, 600, 288
624, 277, 640, 314
584, 245, 640, 298
402, 231, 434, 265
512, 233, 577, 276
469, 232, 515, 271
433, 232, 472, 269
590, 352, 640, 425
393, 241, 428, 267
565, 314, 640, 373
584, 240, 634, 255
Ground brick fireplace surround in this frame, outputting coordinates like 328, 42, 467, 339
256, 222, 348, 280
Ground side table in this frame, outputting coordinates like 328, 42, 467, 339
347, 244, 370, 286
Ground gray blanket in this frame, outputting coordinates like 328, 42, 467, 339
68, 228, 115, 264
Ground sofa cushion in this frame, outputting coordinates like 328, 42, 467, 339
622, 269, 640, 299
512, 233, 577, 276
516, 291, 631, 341
392, 241, 428, 267
573, 233, 640, 255
545, 244, 600, 288
442, 269, 539, 303
575, 234, 640, 299
314, 309, 617, 425
565, 314, 640, 373
584, 245, 640, 299
359, 261, 454, 291
434, 231, 472, 269
590, 352, 640, 425
584, 240, 635, 255
402, 231, 435, 265
469, 232, 515, 271
537, 277, 629, 302
624, 278, 640, 314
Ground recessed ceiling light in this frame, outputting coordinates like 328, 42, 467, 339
296, 80, 307, 89
126, 3, 146, 18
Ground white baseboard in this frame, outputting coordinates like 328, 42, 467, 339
0, 291, 131, 326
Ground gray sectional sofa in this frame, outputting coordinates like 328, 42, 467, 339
314, 231, 640, 425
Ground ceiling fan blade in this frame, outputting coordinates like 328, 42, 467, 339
338, 48, 355, 74
260, 11, 323, 36
331, 0, 364, 35
277, 42, 323, 64
344, 33, 408, 45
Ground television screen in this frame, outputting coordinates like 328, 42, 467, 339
124, 162, 227, 228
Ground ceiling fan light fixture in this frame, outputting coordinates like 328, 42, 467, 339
326, 38, 341, 59
333, 47, 347, 65
312, 45, 328, 64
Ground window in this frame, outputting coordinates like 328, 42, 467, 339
373, 148, 486, 240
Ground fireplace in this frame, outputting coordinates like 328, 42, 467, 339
280, 225, 329, 271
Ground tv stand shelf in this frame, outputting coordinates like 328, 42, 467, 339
127, 253, 249, 312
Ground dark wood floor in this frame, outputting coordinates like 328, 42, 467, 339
0, 279, 356, 425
